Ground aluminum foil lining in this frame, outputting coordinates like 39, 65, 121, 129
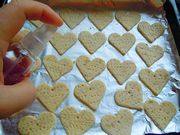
0, 8, 180, 135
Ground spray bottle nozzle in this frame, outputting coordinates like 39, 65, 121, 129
20, 24, 58, 57
34, 24, 58, 43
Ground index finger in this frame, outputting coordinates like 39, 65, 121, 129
0, 0, 63, 42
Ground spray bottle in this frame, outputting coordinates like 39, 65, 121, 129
3, 24, 58, 85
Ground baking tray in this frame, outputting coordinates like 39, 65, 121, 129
0, 3, 180, 135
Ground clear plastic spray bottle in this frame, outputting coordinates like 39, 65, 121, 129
3, 24, 58, 85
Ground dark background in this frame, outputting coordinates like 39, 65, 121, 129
164, 0, 180, 54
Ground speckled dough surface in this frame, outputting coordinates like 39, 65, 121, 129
18, 112, 56, 135
107, 59, 136, 85
74, 80, 106, 111
36, 83, 69, 112
50, 32, 77, 55
59, 9, 85, 29
139, 68, 170, 96
138, 21, 164, 43
115, 81, 143, 110
76, 56, 106, 82
60, 106, 95, 135
116, 11, 141, 31
109, 33, 136, 55
144, 100, 176, 130
79, 31, 106, 54
43, 55, 73, 81
88, 10, 113, 30
101, 109, 133, 135
136, 43, 164, 67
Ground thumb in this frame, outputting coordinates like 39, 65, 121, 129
0, 79, 36, 118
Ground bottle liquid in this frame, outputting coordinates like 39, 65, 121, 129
3, 24, 58, 85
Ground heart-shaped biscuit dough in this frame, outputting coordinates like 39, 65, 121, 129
36, 83, 69, 112
115, 81, 143, 110
76, 56, 105, 82
79, 31, 106, 54
18, 112, 56, 135
136, 43, 164, 67
60, 106, 95, 135
139, 68, 169, 96
109, 33, 136, 55
101, 109, 133, 135
74, 80, 106, 111
30, 57, 41, 73
59, 9, 85, 29
50, 32, 77, 55
116, 11, 141, 31
144, 100, 176, 130
107, 59, 136, 85
88, 10, 113, 30
138, 21, 164, 43
43, 55, 73, 81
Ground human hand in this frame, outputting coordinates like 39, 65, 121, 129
0, 0, 62, 118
